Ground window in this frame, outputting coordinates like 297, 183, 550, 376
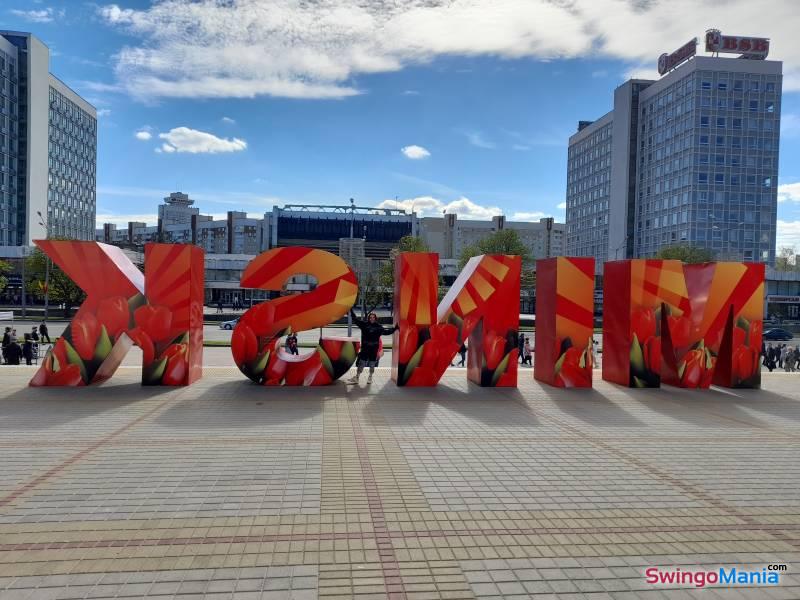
699, 173, 708, 184
751, 80, 760, 92
715, 136, 725, 146
733, 99, 743, 110
715, 174, 724, 184
733, 118, 742, 129
718, 81, 728, 91
717, 117, 726, 128
763, 177, 772, 188
700, 116, 709, 127
700, 135, 709, 145
702, 80, 711, 90
766, 101, 775, 113
734, 80, 744, 91
749, 100, 759, 111
766, 82, 776, 92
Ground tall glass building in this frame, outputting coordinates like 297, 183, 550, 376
0, 31, 96, 246
566, 43, 781, 269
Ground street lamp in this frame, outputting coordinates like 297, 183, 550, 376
711, 220, 746, 260
37, 211, 52, 321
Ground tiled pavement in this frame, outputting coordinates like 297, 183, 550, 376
0, 366, 798, 599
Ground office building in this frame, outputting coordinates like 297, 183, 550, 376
566, 31, 781, 269
0, 31, 97, 246
419, 214, 565, 261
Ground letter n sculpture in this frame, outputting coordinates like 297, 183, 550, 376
534, 257, 595, 387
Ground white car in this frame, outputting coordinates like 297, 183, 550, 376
219, 317, 239, 330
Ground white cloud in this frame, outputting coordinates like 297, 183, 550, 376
463, 131, 495, 149
10, 8, 63, 23
157, 127, 247, 154
221, 116, 236, 124
556, 202, 567, 210
777, 220, 800, 248
402, 90, 420, 95
512, 144, 530, 151
591, 69, 608, 78
134, 128, 152, 141
778, 182, 800, 203
96, 0, 800, 102
510, 211, 549, 221
401, 145, 430, 160
97, 109, 112, 117
782, 114, 800, 138
377, 196, 502, 220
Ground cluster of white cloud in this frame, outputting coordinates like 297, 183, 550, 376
96, 0, 800, 101
376, 196, 557, 221
777, 220, 800, 249
401, 145, 430, 160
10, 7, 64, 23
156, 128, 247, 154
778, 182, 800, 203
132, 125, 247, 153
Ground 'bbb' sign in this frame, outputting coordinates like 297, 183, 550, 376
705, 29, 769, 59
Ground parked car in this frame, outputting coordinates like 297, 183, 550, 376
219, 317, 239, 330
763, 328, 794, 341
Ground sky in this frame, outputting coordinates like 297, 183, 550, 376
6, 0, 800, 247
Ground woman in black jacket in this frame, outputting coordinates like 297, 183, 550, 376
347, 310, 398, 385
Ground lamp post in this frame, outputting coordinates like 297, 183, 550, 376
712, 221, 746, 261
347, 198, 355, 337
36, 211, 51, 321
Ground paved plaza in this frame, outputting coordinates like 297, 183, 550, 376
0, 367, 798, 599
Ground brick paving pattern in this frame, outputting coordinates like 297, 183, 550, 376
0, 365, 798, 599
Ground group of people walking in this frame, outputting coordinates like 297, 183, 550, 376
762, 342, 800, 372
2, 322, 50, 365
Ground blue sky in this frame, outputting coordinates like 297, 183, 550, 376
6, 0, 800, 246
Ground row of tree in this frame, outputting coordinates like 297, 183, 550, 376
0, 247, 85, 315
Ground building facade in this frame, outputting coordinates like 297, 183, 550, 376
0, 31, 97, 246
567, 39, 781, 270
419, 214, 565, 261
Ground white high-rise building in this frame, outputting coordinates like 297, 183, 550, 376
0, 31, 97, 246
566, 32, 781, 269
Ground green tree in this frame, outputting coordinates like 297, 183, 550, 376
775, 246, 798, 271
378, 235, 430, 291
0, 259, 11, 294
25, 246, 86, 317
458, 229, 535, 294
655, 244, 715, 264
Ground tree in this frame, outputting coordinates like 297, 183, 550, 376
655, 244, 714, 264
458, 229, 535, 298
0, 259, 11, 294
775, 246, 798, 271
25, 246, 86, 317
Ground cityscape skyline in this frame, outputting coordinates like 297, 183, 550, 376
3, 2, 800, 251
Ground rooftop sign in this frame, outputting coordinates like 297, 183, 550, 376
658, 38, 697, 75
705, 29, 769, 59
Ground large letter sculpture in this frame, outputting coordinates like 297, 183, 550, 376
30, 241, 204, 386
534, 257, 595, 387
393, 252, 521, 387
661, 262, 764, 389
603, 259, 764, 389
231, 247, 359, 385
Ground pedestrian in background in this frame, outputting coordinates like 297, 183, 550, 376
457, 342, 467, 367
39, 322, 51, 343
22, 334, 34, 366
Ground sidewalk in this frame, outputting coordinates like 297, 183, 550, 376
0, 370, 798, 598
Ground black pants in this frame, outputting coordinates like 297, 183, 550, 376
41, 334, 51, 343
